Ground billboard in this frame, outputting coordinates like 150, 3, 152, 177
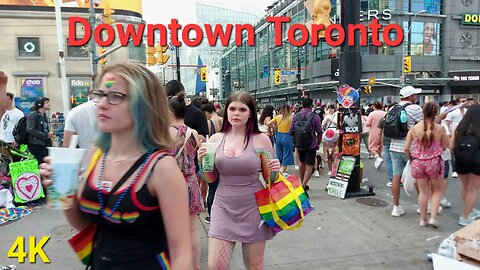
404, 20, 441, 56
0, 0, 142, 16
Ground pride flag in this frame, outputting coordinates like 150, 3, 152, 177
255, 173, 313, 234
67, 224, 96, 265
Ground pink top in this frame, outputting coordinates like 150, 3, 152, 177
366, 110, 386, 131
411, 140, 444, 160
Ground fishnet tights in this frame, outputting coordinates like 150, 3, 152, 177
208, 237, 266, 270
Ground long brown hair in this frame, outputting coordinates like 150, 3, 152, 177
220, 91, 261, 147
421, 102, 438, 148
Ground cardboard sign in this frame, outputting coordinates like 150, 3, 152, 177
9, 159, 44, 203
341, 111, 361, 133
327, 178, 348, 199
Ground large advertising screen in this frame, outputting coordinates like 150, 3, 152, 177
404, 20, 441, 56
0, 0, 141, 16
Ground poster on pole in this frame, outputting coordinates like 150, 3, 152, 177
327, 155, 356, 199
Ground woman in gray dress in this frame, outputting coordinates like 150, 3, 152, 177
198, 91, 280, 270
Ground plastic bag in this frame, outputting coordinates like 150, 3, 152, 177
401, 160, 416, 196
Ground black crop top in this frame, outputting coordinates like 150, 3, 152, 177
79, 150, 170, 266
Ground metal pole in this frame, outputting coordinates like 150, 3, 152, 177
297, 46, 302, 99
401, 10, 426, 86
175, 46, 181, 82
54, 0, 70, 115
89, 0, 97, 77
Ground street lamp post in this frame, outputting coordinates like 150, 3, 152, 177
401, 10, 426, 85
297, 46, 302, 99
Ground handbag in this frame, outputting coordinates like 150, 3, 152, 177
255, 173, 313, 235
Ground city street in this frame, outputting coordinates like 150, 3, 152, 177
1, 151, 476, 270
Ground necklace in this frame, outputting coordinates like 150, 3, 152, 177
106, 152, 142, 163
96, 149, 153, 218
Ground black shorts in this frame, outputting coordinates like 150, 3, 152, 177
455, 162, 480, 176
298, 149, 316, 166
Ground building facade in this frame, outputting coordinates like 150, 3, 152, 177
220, 0, 480, 107
0, 1, 144, 114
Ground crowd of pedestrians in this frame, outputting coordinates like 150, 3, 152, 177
2, 64, 480, 269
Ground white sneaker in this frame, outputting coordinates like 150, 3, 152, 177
440, 197, 452, 208
386, 182, 392, 188
374, 157, 383, 170
327, 171, 331, 177
469, 209, 480, 220
391, 205, 405, 217
313, 171, 320, 178
452, 172, 458, 178
295, 166, 299, 170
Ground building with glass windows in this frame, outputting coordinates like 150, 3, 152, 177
173, 0, 263, 97
0, 1, 144, 114
220, 0, 480, 107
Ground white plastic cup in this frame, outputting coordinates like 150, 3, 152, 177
201, 142, 217, 172
46, 147, 87, 210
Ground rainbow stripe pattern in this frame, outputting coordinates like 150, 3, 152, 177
68, 223, 96, 265
156, 251, 171, 270
255, 173, 313, 234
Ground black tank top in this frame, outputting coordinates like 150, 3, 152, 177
79, 150, 169, 266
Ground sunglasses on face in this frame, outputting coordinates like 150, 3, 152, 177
90, 89, 128, 105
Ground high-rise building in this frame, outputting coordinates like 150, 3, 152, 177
221, 0, 480, 107
175, 0, 263, 97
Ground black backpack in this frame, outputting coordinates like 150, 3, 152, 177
383, 104, 412, 139
454, 134, 480, 166
13, 116, 28, 145
293, 112, 316, 150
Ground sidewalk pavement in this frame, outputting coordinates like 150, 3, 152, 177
0, 173, 447, 269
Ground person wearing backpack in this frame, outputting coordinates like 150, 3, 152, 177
388, 86, 423, 217
26, 97, 52, 165
450, 104, 480, 226
289, 98, 322, 194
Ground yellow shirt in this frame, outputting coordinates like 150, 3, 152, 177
273, 115, 292, 133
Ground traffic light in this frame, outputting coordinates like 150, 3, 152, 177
367, 77, 376, 85
155, 45, 170, 65
403, 56, 412, 73
146, 46, 155, 66
363, 85, 372, 94
103, 4, 115, 25
200, 67, 207, 82
274, 69, 281, 85
98, 47, 107, 67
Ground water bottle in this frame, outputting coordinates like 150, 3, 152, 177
400, 110, 407, 123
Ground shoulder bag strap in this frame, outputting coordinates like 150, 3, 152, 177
175, 127, 192, 159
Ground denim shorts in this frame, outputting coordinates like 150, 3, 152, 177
391, 151, 408, 177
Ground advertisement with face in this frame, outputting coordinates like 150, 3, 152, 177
407, 21, 440, 56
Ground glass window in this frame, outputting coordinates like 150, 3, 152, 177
424, 0, 440, 14
128, 42, 146, 62
369, 0, 379, 9
18, 37, 41, 58
360, 0, 368, 10
66, 38, 88, 58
